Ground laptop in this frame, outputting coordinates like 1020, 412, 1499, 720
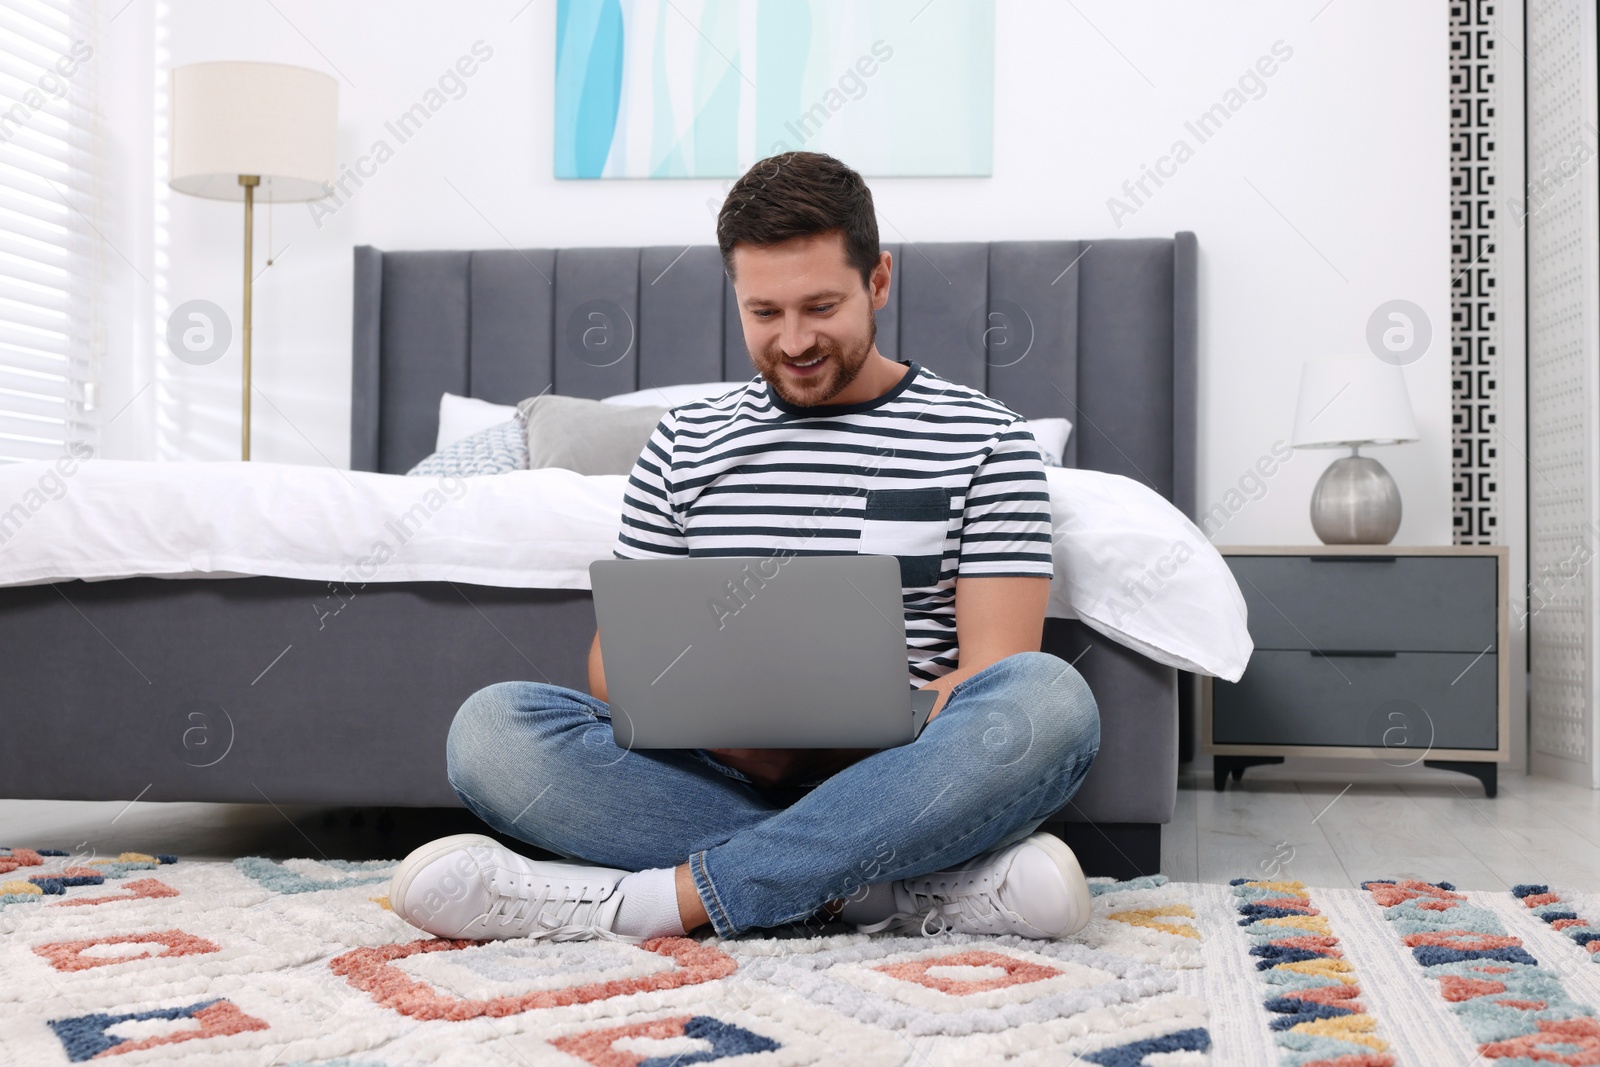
589, 555, 940, 749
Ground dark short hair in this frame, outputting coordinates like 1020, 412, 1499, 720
717, 152, 880, 290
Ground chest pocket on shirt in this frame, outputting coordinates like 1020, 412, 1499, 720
859, 487, 952, 588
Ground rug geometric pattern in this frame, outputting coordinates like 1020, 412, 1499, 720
4, 846, 1600, 1064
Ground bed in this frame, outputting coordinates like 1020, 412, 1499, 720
0, 235, 1197, 878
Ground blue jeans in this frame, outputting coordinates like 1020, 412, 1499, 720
445, 650, 1099, 937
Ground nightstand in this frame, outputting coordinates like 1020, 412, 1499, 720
1202, 545, 1509, 796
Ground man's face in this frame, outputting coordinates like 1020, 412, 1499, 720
730, 230, 884, 407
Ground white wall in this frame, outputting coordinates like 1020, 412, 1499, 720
116, 0, 1449, 546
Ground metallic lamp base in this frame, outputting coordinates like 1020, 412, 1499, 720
1309, 453, 1402, 545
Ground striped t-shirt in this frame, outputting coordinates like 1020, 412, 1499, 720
612, 360, 1055, 686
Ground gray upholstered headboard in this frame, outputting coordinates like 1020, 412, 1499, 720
350, 236, 1198, 517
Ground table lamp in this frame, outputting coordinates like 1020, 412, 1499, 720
1290, 356, 1420, 544
169, 61, 338, 460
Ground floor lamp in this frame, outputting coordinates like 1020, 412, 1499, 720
168, 62, 338, 460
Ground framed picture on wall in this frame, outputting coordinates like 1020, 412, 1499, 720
554, 0, 994, 178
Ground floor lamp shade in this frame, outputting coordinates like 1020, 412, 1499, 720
169, 61, 337, 199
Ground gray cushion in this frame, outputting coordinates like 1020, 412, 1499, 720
519, 394, 668, 476
405, 417, 528, 477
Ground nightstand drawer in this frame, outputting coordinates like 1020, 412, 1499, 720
1211, 649, 1498, 750
1227, 554, 1498, 653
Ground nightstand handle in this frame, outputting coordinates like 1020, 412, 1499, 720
1308, 556, 1396, 563
1308, 649, 1398, 658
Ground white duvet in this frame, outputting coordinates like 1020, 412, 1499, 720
0, 458, 1250, 679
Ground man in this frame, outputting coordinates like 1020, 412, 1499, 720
389, 152, 1100, 944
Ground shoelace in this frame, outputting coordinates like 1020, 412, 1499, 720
857, 881, 1010, 937
483, 879, 642, 944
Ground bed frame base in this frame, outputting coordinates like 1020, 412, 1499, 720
1045, 821, 1162, 880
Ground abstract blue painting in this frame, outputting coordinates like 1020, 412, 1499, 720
555, 0, 994, 178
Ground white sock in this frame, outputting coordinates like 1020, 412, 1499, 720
836, 881, 902, 925
613, 867, 688, 939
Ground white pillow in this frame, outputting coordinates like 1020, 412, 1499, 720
602, 381, 737, 408
1023, 416, 1073, 466
1044, 467, 1252, 680
438, 393, 519, 452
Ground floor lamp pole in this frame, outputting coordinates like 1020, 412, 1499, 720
239, 174, 259, 461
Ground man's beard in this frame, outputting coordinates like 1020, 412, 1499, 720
759, 311, 878, 407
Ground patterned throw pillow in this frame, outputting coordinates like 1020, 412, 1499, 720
1023, 416, 1072, 467
406, 417, 529, 477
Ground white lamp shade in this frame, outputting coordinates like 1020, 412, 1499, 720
1290, 356, 1420, 449
169, 61, 337, 201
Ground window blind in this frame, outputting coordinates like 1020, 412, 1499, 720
0, 0, 96, 463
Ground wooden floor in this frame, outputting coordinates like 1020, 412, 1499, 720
4, 766, 1599, 889
1163, 764, 1600, 890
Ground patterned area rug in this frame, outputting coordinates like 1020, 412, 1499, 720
4, 846, 1600, 1064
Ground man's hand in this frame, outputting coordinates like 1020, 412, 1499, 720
588, 629, 607, 702
704, 747, 875, 788
915, 575, 1051, 723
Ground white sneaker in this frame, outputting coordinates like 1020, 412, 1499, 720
858, 832, 1092, 939
388, 833, 636, 942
